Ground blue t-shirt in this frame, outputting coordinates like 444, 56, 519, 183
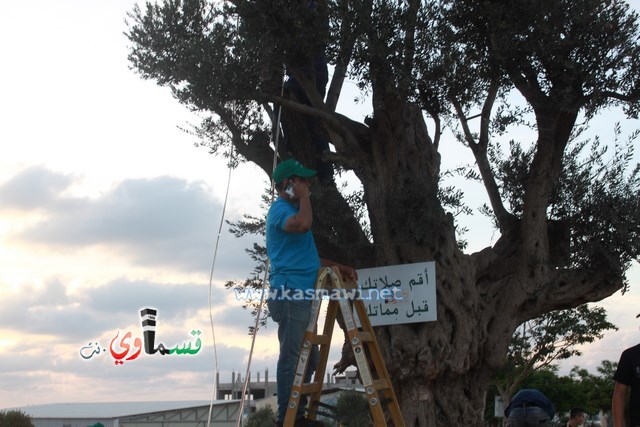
266, 197, 320, 291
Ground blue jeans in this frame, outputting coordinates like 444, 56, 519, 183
268, 296, 320, 422
506, 407, 551, 426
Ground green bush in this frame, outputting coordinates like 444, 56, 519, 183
0, 410, 34, 427
335, 390, 372, 427
246, 405, 276, 427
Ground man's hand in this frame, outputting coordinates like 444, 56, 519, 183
612, 381, 628, 427
338, 264, 358, 282
292, 178, 311, 200
320, 259, 358, 282
283, 177, 313, 233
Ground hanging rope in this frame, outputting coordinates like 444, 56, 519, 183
207, 9, 242, 426
207, 142, 235, 427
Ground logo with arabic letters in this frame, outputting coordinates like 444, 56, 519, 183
79, 308, 202, 365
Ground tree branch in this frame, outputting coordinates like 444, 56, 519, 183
588, 89, 640, 104
432, 113, 441, 151
399, 0, 419, 97
325, 0, 358, 112
268, 95, 367, 161
217, 108, 274, 176
452, 82, 514, 232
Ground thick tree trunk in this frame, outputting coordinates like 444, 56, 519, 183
356, 93, 497, 426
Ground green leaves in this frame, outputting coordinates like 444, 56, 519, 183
508, 305, 616, 370
494, 304, 617, 409
0, 410, 34, 427
245, 405, 276, 427
444, 0, 640, 115
486, 123, 640, 284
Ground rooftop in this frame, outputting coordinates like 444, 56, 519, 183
4, 400, 237, 419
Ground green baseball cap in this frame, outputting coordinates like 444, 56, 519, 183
273, 159, 316, 184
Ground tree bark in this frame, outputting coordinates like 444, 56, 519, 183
350, 91, 494, 426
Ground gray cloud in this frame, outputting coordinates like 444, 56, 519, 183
0, 277, 256, 340
0, 274, 270, 406
83, 278, 207, 319
0, 166, 74, 211
0, 278, 99, 339
0, 343, 279, 410
4, 167, 259, 275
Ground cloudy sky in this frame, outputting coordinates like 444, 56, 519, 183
1, 0, 639, 411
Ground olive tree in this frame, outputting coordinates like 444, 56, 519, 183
126, 1, 640, 425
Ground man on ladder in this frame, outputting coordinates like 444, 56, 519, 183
266, 158, 358, 427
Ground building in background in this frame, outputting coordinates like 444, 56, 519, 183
6, 400, 240, 427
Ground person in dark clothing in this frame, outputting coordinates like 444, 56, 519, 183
504, 388, 555, 427
274, 0, 333, 183
612, 313, 640, 427
281, 54, 332, 183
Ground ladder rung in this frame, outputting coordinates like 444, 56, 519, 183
309, 334, 332, 345
358, 331, 374, 342
301, 383, 323, 394
372, 378, 390, 390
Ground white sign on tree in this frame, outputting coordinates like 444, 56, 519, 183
355, 261, 437, 327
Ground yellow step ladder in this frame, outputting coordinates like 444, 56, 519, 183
284, 266, 405, 426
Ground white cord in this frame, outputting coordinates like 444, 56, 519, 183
208, 10, 242, 426
207, 146, 235, 427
